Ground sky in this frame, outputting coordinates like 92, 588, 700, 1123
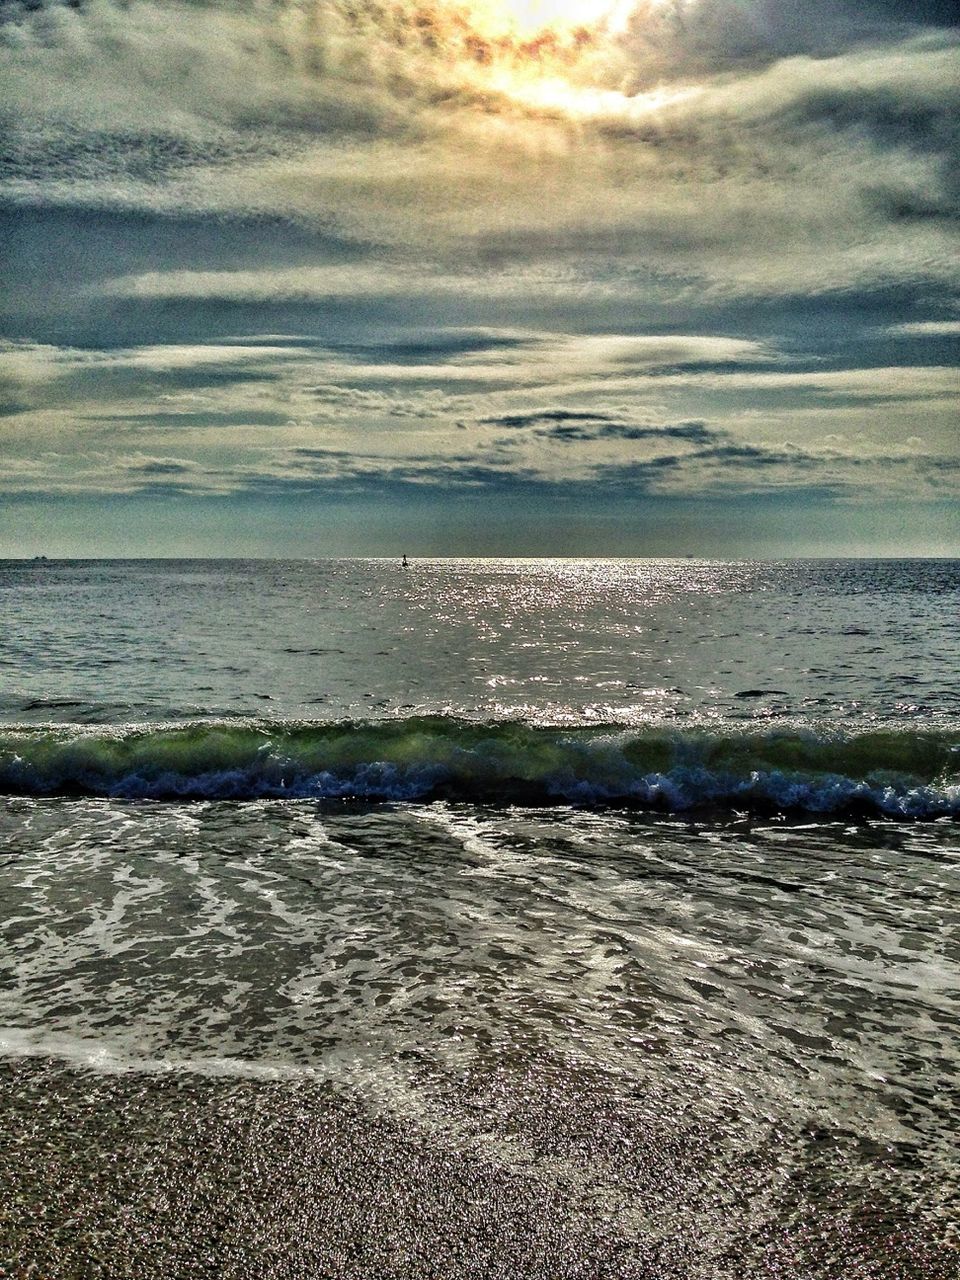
1, 0, 958, 557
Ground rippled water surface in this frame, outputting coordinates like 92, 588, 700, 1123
1, 558, 958, 1276
1, 556, 958, 726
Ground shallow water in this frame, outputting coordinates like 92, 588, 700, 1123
1, 558, 958, 1275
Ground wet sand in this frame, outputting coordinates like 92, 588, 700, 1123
1, 1056, 954, 1280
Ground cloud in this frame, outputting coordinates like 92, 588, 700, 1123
3, 396, 955, 503
2, 2, 957, 298
125, 457, 200, 477
0, 329, 770, 397
659, 365, 958, 401
300, 332, 777, 393
882, 320, 960, 336
479, 408, 715, 443
618, 0, 960, 79
3, 332, 956, 489
97, 264, 604, 304
0, 337, 306, 380
1, 1, 957, 550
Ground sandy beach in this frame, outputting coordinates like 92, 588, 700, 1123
2, 1053, 955, 1280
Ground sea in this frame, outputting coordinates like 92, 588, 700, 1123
1, 557, 958, 1278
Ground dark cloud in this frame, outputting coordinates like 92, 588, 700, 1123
623, 0, 959, 75
479, 409, 715, 443
479, 409, 621, 428
128, 460, 195, 476
81, 410, 291, 427
336, 332, 532, 363
547, 419, 714, 443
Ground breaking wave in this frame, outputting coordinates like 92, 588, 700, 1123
0, 717, 958, 815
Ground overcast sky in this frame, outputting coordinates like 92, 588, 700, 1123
1, 0, 957, 556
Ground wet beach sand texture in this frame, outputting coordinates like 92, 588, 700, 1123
0, 1055, 954, 1280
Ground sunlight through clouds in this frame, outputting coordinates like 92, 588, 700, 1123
0, 0, 957, 553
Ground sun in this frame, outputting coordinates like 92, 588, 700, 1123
377, 0, 694, 123
454, 0, 636, 41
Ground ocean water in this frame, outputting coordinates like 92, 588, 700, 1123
1, 557, 958, 1276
